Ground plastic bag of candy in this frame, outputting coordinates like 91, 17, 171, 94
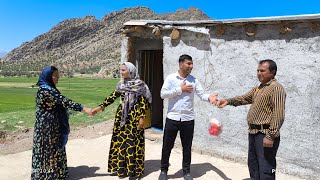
208, 117, 222, 136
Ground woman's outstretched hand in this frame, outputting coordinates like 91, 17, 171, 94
82, 107, 93, 115
90, 106, 102, 116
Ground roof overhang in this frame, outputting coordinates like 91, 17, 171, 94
124, 13, 320, 27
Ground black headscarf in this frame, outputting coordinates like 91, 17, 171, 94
37, 66, 69, 148
36, 66, 58, 90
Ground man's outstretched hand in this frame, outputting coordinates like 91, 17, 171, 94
208, 93, 218, 105
217, 99, 228, 108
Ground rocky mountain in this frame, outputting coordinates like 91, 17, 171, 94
0, 6, 210, 77
0, 51, 7, 58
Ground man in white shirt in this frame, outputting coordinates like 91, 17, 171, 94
158, 54, 217, 180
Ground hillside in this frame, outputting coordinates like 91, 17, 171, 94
0, 6, 210, 77
0, 51, 7, 58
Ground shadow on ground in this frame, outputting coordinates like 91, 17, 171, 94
68, 165, 110, 179
142, 159, 162, 177
169, 162, 232, 180
143, 160, 233, 180
68, 161, 249, 180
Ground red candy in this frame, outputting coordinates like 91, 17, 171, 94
208, 128, 214, 135
208, 118, 222, 136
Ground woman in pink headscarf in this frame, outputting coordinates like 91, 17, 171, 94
91, 62, 152, 179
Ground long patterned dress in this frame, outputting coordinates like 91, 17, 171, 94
100, 90, 149, 178
31, 85, 82, 180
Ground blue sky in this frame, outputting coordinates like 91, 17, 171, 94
1, 0, 320, 52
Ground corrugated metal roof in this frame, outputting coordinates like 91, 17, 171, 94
124, 13, 320, 26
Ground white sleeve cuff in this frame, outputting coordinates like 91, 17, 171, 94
203, 94, 210, 102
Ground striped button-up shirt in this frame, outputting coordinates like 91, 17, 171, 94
227, 79, 286, 140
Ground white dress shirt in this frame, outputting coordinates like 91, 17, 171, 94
161, 72, 210, 121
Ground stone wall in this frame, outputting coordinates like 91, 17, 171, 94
162, 22, 320, 179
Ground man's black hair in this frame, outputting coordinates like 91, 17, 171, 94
259, 59, 277, 76
179, 54, 192, 63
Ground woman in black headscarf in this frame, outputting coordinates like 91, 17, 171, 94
91, 62, 152, 179
31, 66, 92, 180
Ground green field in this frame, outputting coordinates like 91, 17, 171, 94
0, 76, 120, 132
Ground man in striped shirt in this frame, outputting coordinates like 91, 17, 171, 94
217, 59, 286, 180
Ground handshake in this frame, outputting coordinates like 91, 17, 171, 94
81, 106, 104, 116
208, 94, 228, 108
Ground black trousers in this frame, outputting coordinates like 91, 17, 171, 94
248, 133, 280, 180
160, 118, 194, 174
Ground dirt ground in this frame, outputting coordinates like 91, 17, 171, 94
0, 121, 304, 180
0, 120, 115, 155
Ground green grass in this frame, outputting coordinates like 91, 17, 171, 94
0, 77, 120, 132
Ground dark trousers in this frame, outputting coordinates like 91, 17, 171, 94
248, 133, 280, 180
160, 118, 194, 175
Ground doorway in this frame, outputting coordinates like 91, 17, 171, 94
139, 50, 164, 129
